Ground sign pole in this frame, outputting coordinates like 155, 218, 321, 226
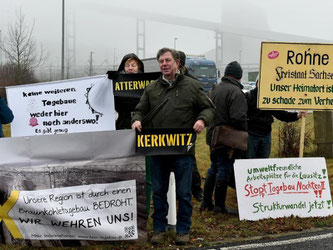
167, 172, 176, 230
299, 116, 306, 157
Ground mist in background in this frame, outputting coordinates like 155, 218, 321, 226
0, 0, 332, 80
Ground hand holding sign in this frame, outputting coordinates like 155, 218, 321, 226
297, 110, 308, 119
193, 119, 205, 134
132, 121, 142, 132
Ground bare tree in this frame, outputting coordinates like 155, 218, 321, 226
0, 8, 46, 85
66, 50, 74, 79
84, 51, 96, 76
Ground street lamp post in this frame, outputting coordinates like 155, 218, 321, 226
0, 30, 2, 65
61, 0, 65, 80
89, 51, 94, 76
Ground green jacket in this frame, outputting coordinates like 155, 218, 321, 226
132, 73, 215, 129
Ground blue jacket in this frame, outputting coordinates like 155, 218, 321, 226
0, 98, 14, 137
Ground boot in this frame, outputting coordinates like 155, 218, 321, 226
228, 176, 236, 189
213, 183, 227, 213
200, 173, 216, 212
228, 169, 236, 189
213, 183, 238, 215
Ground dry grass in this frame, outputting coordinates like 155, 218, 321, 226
2, 124, 11, 137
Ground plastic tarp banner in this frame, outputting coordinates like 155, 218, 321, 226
0, 130, 146, 246
6, 75, 115, 137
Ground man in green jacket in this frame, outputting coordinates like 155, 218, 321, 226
132, 48, 214, 245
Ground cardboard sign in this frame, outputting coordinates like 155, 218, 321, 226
259, 42, 333, 110
136, 128, 196, 155
234, 158, 333, 220
108, 71, 161, 98
6, 75, 115, 137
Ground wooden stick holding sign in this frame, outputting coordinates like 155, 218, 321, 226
299, 116, 306, 158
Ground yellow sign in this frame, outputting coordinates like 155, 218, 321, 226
114, 80, 154, 91
259, 42, 333, 110
137, 133, 193, 148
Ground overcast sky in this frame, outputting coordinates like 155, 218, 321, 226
1, 0, 333, 70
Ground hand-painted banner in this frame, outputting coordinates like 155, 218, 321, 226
259, 42, 333, 110
136, 128, 196, 155
0, 130, 146, 246
6, 75, 115, 137
108, 71, 161, 98
7, 181, 137, 241
234, 157, 333, 221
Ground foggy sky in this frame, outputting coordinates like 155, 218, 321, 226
1, 0, 333, 70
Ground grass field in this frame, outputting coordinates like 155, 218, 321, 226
3, 114, 333, 249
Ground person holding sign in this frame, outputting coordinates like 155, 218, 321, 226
132, 48, 214, 246
201, 61, 247, 214
0, 97, 14, 137
115, 53, 144, 130
115, 53, 154, 217
245, 77, 307, 158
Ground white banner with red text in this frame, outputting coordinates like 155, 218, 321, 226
234, 157, 333, 220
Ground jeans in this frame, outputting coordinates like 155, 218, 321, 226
207, 150, 235, 187
247, 132, 272, 159
150, 155, 193, 234
192, 158, 202, 194
205, 149, 235, 208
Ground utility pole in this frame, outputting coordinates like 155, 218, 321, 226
174, 37, 178, 50
61, 0, 65, 80
89, 51, 94, 76
113, 48, 116, 70
136, 19, 145, 59
0, 30, 2, 65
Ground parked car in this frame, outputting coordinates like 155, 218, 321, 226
241, 82, 255, 93
248, 81, 256, 87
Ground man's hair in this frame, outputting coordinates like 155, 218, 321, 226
156, 47, 179, 61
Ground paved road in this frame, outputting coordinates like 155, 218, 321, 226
192, 227, 333, 250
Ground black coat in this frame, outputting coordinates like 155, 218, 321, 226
206, 76, 247, 145
211, 77, 247, 130
245, 87, 298, 136
115, 53, 144, 129
117, 53, 144, 73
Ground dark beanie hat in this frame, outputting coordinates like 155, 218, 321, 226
178, 51, 186, 67
224, 61, 242, 79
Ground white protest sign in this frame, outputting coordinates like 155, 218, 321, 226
8, 181, 137, 240
234, 158, 333, 221
6, 75, 115, 137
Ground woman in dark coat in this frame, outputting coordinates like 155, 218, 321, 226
115, 53, 144, 129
